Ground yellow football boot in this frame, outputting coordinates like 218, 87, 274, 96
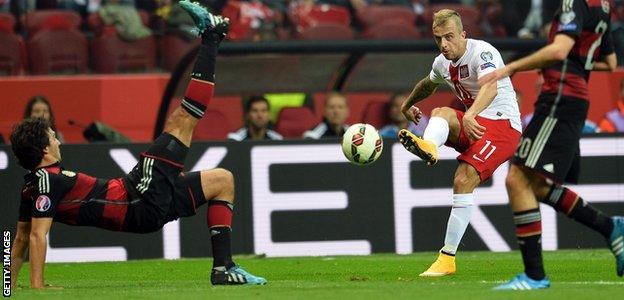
398, 129, 438, 165
419, 252, 456, 277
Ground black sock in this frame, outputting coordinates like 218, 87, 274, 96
182, 43, 216, 119
210, 226, 234, 270
514, 208, 546, 280
541, 185, 614, 238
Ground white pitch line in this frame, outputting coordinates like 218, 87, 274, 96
480, 280, 624, 285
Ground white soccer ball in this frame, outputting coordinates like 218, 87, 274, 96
341, 123, 383, 165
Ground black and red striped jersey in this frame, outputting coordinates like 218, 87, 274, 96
19, 163, 130, 231
541, 0, 615, 100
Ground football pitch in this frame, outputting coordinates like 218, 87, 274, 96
10, 250, 623, 299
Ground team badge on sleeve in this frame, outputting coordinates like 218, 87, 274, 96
480, 51, 493, 62
62, 170, 77, 177
480, 62, 496, 70
36, 195, 51, 212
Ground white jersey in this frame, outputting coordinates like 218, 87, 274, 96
429, 39, 522, 132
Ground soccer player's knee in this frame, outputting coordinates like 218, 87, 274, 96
431, 107, 454, 120
505, 168, 522, 192
214, 168, 235, 193
453, 172, 475, 190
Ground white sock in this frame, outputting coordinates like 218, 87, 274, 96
423, 116, 449, 147
441, 193, 474, 255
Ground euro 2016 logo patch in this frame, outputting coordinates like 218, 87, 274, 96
36, 195, 51, 212
459, 65, 469, 79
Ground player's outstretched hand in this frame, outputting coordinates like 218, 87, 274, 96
402, 104, 423, 125
478, 66, 511, 87
462, 114, 485, 141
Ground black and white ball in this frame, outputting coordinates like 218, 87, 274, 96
341, 123, 383, 165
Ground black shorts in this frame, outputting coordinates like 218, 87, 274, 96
512, 94, 588, 184
122, 133, 205, 233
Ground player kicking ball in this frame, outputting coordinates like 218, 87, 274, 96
9, 1, 266, 289
398, 9, 522, 277
480, 0, 624, 290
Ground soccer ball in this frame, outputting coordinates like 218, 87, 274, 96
341, 123, 383, 165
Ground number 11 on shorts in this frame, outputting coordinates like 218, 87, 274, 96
473, 140, 496, 162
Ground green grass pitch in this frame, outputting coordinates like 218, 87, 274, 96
9, 249, 623, 299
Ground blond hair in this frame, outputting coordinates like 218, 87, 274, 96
432, 9, 463, 32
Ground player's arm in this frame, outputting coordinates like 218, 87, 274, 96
480, 34, 576, 86
10, 221, 31, 288
592, 53, 617, 71
464, 80, 498, 140
401, 76, 440, 124
29, 217, 52, 289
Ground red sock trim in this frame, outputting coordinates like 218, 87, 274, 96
184, 78, 214, 106
560, 188, 580, 215
207, 202, 233, 228
516, 221, 542, 237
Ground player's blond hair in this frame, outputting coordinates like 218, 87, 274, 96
432, 9, 463, 32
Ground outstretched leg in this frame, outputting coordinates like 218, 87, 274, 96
177, 0, 266, 286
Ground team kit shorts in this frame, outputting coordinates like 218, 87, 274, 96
512, 94, 589, 184
122, 133, 206, 233
445, 109, 522, 181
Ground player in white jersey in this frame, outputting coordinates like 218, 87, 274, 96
398, 9, 522, 277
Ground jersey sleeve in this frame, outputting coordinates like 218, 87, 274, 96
599, 28, 615, 57
474, 43, 504, 79
428, 56, 446, 84
30, 172, 64, 218
555, 0, 586, 38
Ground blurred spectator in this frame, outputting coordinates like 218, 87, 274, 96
23, 96, 65, 143
160, 0, 198, 41
303, 92, 349, 139
58, 0, 104, 15
228, 95, 283, 141
379, 93, 428, 139
523, 112, 599, 134
598, 79, 624, 133
612, 1, 624, 66
0, 0, 9, 12
499, 0, 531, 36
98, 0, 152, 41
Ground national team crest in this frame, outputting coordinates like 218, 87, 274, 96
459, 65, 469, 79
35, 195, 51, 212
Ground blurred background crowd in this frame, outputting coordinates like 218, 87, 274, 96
2, 0, 624, 144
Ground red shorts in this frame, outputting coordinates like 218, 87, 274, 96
445, 109, 521, 181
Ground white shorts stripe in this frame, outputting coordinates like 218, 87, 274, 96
526, 117, 558, 168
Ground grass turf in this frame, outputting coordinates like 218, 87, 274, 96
9, 249, 623, 299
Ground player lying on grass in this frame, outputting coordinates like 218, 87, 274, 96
9, 1, 266, 289
480, 0, 624, 290
398, 9, 521, 277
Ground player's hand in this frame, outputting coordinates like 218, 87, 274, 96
401, 104, 423, 125
463, 114, 486, 141
478, 66, 511, 87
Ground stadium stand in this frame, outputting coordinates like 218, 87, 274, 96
23, 10, 88, 74
275, 106, 319, 138
0, 12, 26, 75
88, 10, 156, 73
289, 4, 354, 40
356, 5, 421, 40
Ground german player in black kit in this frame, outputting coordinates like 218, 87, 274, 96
481, 0, 624, 290
9, 1, 266, 289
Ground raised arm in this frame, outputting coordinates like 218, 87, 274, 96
29, 217, 53, 289
401, 76, 440, 124
10, 221, 31, 288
